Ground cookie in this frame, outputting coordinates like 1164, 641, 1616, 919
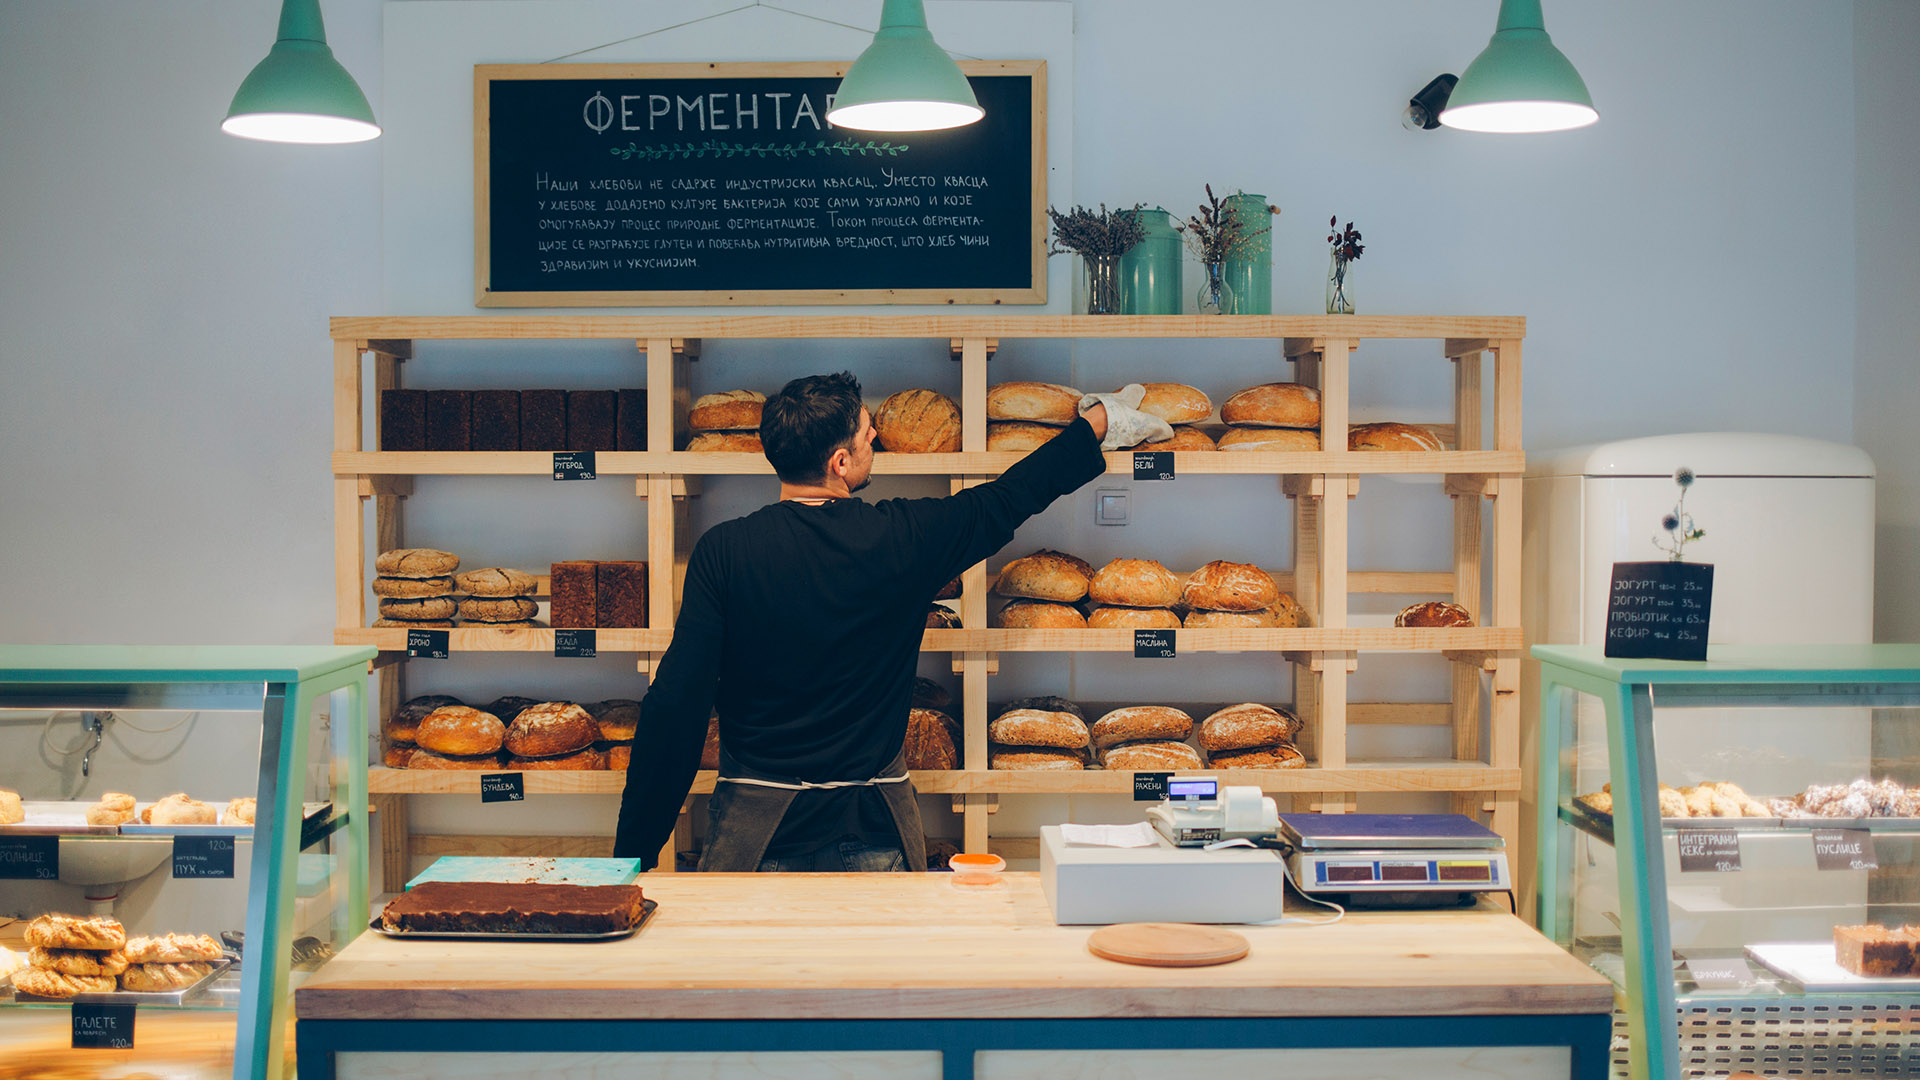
458, 597, 540, 623
371, 576, 454, 598
374, 548, 460, 578
379, 596, 459, 621
454, 567, 537, 597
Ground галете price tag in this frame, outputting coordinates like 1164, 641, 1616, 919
554, 628, 597, 658
72, 1003, 135, 1049
0, 834, 58, 880
481, 772, 525, 804
553, 451, 596, 480
1677, 827, 1742, 872
171, 834, 235, 879
407, 628, 450, 659
1134, 629, 1176, 659
1132, 452, 1175, 482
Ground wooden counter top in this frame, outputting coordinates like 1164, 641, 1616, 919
294, 873, 1612, 1022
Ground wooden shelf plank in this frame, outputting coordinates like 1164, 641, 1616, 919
335, 628, 668, 652
333, 315, 1527, 342
338, 626, 1518, 654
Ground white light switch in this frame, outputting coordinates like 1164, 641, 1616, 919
1096, 487, 1129, 525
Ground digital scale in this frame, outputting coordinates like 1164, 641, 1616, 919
1277, 813, 1511, 908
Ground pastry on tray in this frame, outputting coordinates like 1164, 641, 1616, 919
378, 881, 647, 935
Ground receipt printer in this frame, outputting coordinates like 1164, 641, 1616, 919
1144, 776, 1279, 846
1039, 824, 1284, 925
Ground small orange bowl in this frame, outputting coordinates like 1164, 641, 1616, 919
948, 852, 1005, 886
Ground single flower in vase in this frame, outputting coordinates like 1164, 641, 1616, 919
1046, 203, 1146, 315
1653, 467, 1706, 561
1176, 185, 1271, 314
1325, 216, 1364, 315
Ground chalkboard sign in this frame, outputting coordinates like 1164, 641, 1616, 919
1677, 827, 1742, 872
476, 61, 1046, 307
1604, 561, 1714, 661
171, 834, 235, 879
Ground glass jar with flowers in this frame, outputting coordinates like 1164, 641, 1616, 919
1178, 185, 1272, 315
1047, 203, 1146, 315
1325, 216, 1364, 315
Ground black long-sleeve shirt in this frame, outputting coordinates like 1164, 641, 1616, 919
612, 417, 1106, 866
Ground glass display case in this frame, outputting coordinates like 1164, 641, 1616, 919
1534, 644, 1920, 1080
0, 645, 374, 1080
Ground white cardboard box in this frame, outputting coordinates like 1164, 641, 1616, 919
1039, 825, 1286, 925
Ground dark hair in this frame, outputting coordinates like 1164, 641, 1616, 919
761, 371, 864, 483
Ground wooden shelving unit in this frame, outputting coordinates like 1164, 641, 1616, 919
333, 315, 1524, 879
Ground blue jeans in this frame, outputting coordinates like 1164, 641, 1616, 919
756, 835, 908, 872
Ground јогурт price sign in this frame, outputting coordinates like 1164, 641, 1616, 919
1604, 560, 1714, 661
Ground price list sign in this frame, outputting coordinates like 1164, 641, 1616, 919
1604, 561, 1714, 661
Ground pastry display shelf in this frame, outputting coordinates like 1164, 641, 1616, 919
1557, 799, 1920, 846
335, 449, 1525, 477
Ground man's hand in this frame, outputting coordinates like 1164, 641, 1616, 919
1082, 401, 1109, 442
1079, 385, 1173, 451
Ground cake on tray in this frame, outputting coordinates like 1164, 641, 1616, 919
379, 881, 646, 935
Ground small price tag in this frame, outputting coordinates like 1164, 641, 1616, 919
1134, 629, 1176, 659
1678, 828, 1742, 872
553, 451, 596, 480
1133, 772, 1171, 801
1132, 451, 1175, 481
171, 834, 235, 879
1813, 828, 1878, 871
0, 834, 58, 880
480, 772, 525, 804
554, 628, 597, 658
72, 1003, 135, 1049
406, 628, 450, 659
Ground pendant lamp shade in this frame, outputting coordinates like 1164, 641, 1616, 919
827, 0, 982, 132
222, 0, 380, 144
1439, 0, 1596, 134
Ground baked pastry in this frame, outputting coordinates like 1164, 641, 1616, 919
371, 575, 454, 599
989, 747, 1085, 771
1135, 383, 1212, 425
512, 748, 606, 770
1271, 593, 1308, 627
407, 750, 504, 770
1182, 560, 1281, 612
379, 595, 459, 621
1086, 606, 1181, 629
375, 548, 460, 578
987, 708, 1089, 749
875, 389, 962, 453
84, 792, 136, 827
608, 744, 632, 771
1658, 785, 1689, 818
380, 881, 647, 934
383, 745, 416, 768
986, 421, 1064, 452
1349, 422, 1444, 452
147, 793, 216, 826
1087, 559, 1181, 608
1199, 703, 1303, 751
122, 933, 221, 965
911, 677, 952, 709
0, 789, 21, 825
686, 431, 763, 452
925, 605, 961, 629
995, 600, 1088, 629
1218, 427, 1320, 452
29, 946, 129, 977
994, 550, 1092, 602
1131, 426, 1216, 452
904, 708, 959, 770
1090, 706, 1194, 751
1104, 741, 1204, 771
1396, 601, 1474, 627
13, 968, 116, 998
504, 702, 597, 758
459, 596, 540, 623
484, 697, 543, 725
415, 706, 507, 756
999, 696, 1084, 720
1221, 383, 1320, 428
588, 700, 640, 742
699, 715, 721, 770
986, 381, 1081, 425
1576, 790, 1614, 815
220, 798, 255, 826
25, 914, 126, 951
454, 567, 537, 597
1835, 925, 1917, 977
387, 695, 462, 745
1185, 607, 1284, 629
689, 389, 765, 431
373, 619, 454, 628
120, 961, 214, 993
1208, 743, 1307, 769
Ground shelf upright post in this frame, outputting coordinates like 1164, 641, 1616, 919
1449, 343, 1488, 824
333, 338, 368, 638
956, 335, 994, 853
644, 336, 691, 872
1489, 339, 1525, 848
1286, 340, 1322, 798
1316, 337, 1353, 813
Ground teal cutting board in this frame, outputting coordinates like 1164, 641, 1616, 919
405, 857, 642, 889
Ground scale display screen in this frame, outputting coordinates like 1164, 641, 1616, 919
1167, 778, 1218, 802
1312, 858, 1500, 888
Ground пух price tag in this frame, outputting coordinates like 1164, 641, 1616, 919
171, 834, 235, 879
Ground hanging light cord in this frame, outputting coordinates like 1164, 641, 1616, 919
541, 0, 980, 65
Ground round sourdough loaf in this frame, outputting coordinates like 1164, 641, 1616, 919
1104, 740, 1203, 771
925, 606, 961, 629
407, 749, 503, 770
383, 744, 416, 768
689, 390, 765, 430
987, 421, 1062, 452
1349, 422, 1444, 452
459, 596, 540, 623
372, 619, 453, 628
935, 576, 962, 601
1185, 607, 1277, 628
994, 550, 1092, 601
1136, 383, 1213, 425
1222, 383, 1320, 428
1000, 695, 1084, 720
1199, 703, 1303, 751
379, 596, 458, 621
1090, 706, 1194, 750
995, 600, 1087, 629
512, 747, 606, 770
904, 708, 959, 770
1087, 605, 1180, 629
686, 431, 763, 452
1131, 426, 1216, 452
986, 381, 1081, 425
454, 567, 537, 597
415, 705, 506, 756
1218, 427, 1320, 452
504, 702, 597, 757
375, 548, 460, 578
387, 695, 463, 745
1087, 559, 1181, 608
1181, 560, 1281, 612
485, 697, 542, 725
875, 389, 962, 453
1208, 743, 1306, 769
912, 677, 952, 709
588, 700, 640, 742
1396, 600, 1474, 627
989, 746, 1085, 770
371, 575, 453, 598
987, 708, 1089, 749
609, 744, 632, 771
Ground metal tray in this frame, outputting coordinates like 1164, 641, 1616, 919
368, 898, 656, 941
12, 958, 231, 1005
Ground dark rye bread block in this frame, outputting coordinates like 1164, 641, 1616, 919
522, 389, 568, 450
616, 389, 648, 451
380, 389, 426, 452
471, 390, 521, 451
568, 390, 617, 451
425, 390, 472, 451
597, 561, 648, 628
550, 561, 598, 628
379, 881, 646, 934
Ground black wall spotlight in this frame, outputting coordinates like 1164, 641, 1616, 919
1403, 74, 1459, 131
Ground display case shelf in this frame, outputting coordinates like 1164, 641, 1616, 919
1558, 799, 1920, 844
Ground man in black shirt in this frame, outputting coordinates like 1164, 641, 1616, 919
612, 372, 1164, 871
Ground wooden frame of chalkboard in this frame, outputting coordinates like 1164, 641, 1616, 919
474, 61, 1047, 308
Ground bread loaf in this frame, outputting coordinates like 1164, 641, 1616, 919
383, 745, 416, 768
122, 933, 221, 965
1090, 706, 1194, 750
1086, 605, 1180, 629
415, 706, 507, 756
925, 605, 961, 629
588, 700, 640, 742
407, 749, 503, 770
29, 946, 130, 977
1222, 383, 1320, 428
372, 619, 453, 628
1349, 422, 1444, 452
387, 695, 462, 745
994, 550, 1092, 602
1131, 426, 1216, 452
25, 914, 126, 951
904, 708, 959, 770
459, 596, 540, 623
454, 567, 537, 597
609, 744, 632, 771
935, 576, 962, 601
1396, 600, 1474, 627
0, 789, 20, 825
1181, 560, 1281, 612
987, 708, 1089, 749
1104, 740, 1204, 771
485, 697, 542, 725
14, 968, 116, 998
375, 548, 460, 578
989, 747, 1085, 771
1087, 559, 1181, 608
1208, 743, 1307, 769
995, 600, 1088, 629
986, 381, 1081, 425
999, 696, 1084, 720
1134, 383, 1213, 425
1218, 427, 1320, 452
912, 677, 952, 709
84, 792, 135, 826
987, 421, 1063, 452
512, 747, 606, 770
875, 389, 962, 453
549, 560, 597, 628
1184, 607, 1280, 628
504, 702, 597, 758
1271, 592, 1308, 627
371, 575, 453, 598
121, 961, 214, 993
1198, 703, 1303, 751
379, 596, 458, 621
220, 797, 255, 826
689, 390, 766, 430
686, 431, 763, 452
148, 793, 216, 825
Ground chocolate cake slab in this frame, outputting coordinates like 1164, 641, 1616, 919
380, 881, 647, 936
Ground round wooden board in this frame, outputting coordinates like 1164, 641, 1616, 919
1086, 922, 1250, 967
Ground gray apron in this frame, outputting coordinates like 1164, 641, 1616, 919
697, 744, 927, 872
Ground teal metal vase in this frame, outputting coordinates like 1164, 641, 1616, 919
1118, 207, 1183, 315
1222, 192, 1273, 314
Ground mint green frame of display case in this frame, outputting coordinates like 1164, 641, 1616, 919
1532, 643, 1920, 1080
0, 644, 376, 1080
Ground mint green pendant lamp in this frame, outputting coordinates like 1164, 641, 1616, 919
1439, 0, 1596, 133
826, 0, 982, 132
222, 0, 380, 144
